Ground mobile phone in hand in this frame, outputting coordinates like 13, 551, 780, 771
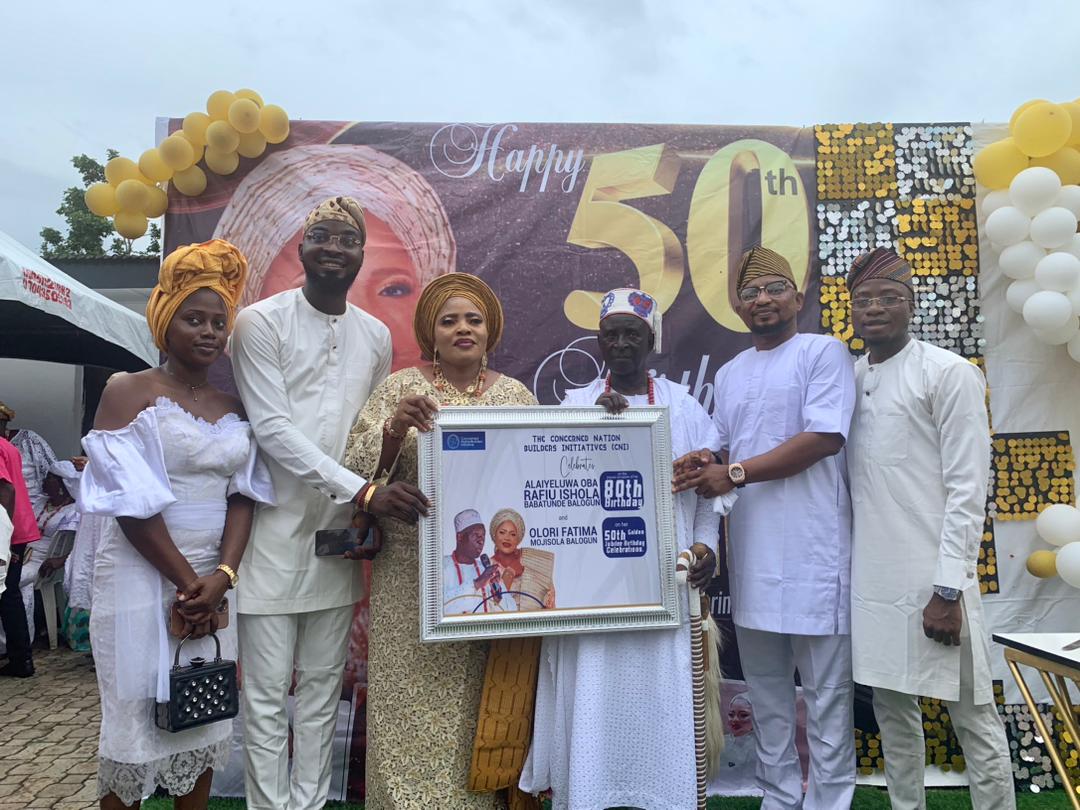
315, 526, 381, 558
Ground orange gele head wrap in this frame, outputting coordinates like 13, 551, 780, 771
412, 273, 503, 361
145, 239, 248, 352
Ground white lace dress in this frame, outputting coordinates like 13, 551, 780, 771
78, 397, 274, 804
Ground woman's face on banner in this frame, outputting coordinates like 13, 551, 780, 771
728, 699, 753, 736
264, 213, 422, 370
494, 520, 523, 554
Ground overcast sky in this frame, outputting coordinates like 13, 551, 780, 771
3, 0, 1079, 251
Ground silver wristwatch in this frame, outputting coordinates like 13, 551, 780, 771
933, 585, 961, 601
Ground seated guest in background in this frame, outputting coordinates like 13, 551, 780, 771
846, 248, 1015, 810
0, 433, 40, 677
345, 273, 540, 809
521, 287, 722, 810
0, 401, 58, 513
79, 239, 274, 808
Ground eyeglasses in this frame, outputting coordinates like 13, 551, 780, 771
738, 281, 793, 302
850, 295, 912, 310
304, 230, 363, 249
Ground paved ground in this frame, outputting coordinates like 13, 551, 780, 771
0, 647, 100, 809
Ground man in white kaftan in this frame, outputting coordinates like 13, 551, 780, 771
230, 197, 427, 810
521, 288, 722, 810
846, 248, 1015, 810
674, 246, 857, 809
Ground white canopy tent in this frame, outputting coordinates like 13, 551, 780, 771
0, 229, 157, 371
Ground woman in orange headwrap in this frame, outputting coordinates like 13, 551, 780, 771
79, 240, 275, 810
344, 273, 541, 810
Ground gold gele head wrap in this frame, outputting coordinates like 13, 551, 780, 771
413, 273, 504, 361
737, 245, 796, 290
303, 195, 367, 243
489, 508, 526, 545
0, 401, 14, 421
145, 239, 249, 352
846, 247, 914, 293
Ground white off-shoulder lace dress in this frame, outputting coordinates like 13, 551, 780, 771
78, 397, 274, 804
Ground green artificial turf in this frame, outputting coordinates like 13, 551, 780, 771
142, 786, 1066, 809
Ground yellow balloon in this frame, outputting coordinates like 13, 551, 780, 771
1010, 99, 1049, 133
1026, 549, 1058, 578
234, 88, 264, 107
104, 156, 140, 186
237, 130, 267, 159
206, 90, 237, 121
204, 147, 240, 176
114, 211, 148, 240
182, 112, 211, 147
143, 185, 169, 218
1031, 146, 1080, 185
1014, 102, 1073, 158
176, 131, 205, 165
973, 138, 1029, 189
1063, 102, 1080, 146
159, 134, 196, 171
115, 178, 150, 212
138, 148, 173, 183
171, 165, 207, 197
259, 104, 290, 144
228, 99, 261, 134
84, 183, 119, 217
206, 120, 240, 153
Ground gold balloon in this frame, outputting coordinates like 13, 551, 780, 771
143, 185, 169, 218
259, 104, 290, 144
206, 90, 237, 121
176, 132, 205, 165
171, 165, 207, 197
228, 99, 261, 133
138, 148, 173, 183
104, 156, 140, 186
182, 112, 211, 148
84, 183, 118, 217
206, 120, 240, 153
237, 130, 267, 159
1031, 146, 1080, 185
204, 147, 240, 176
1010, 99, 1049, 133
114, 211, 148, 240
1026, 549, 1058, 578
1063, 102, 1080, 146
972, 138, 1029, 189
234, 88, 264, 106
115, 178, 150, 212
1014, 102, 1073, 158
159, 134, 196, 171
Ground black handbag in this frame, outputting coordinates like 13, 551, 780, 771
154, 632, 239, 733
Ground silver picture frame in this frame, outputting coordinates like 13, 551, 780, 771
417, 404, 678, 642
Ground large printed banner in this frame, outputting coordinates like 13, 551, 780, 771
164, 119, 1079, 798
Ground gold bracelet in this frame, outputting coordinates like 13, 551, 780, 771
216, 563, 238, 589
362, 483, 379, 513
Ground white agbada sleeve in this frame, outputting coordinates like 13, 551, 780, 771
929, 360, 991, 591
230, 307, 373, 503
801, 338, 856, 439
685, 397, 723, 551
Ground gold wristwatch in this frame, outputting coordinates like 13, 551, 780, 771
727, 462, 747, 488
216, 563, 239, 589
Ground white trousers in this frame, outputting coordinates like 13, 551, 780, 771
735, 626, 856, 810
239, 605, 353, 810
870, 631, 1016, 810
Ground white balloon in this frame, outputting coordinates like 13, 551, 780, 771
999, 241, 1045, 279
1055, 542, 1080, 588
1069, 332, 1080, 363
1023, 290, 1074, 330
1010, 166, 1063, 216
1063, 233, 1080, 260
1068, 282, 1080, 315
1034, 251, 1080, 291
1037, 504, 1080, 546
1006, 279, 1041, 313
1033, 317, 1080, 345
985, 206, 1031, 247
982, 189, 1012, 218
1029, 206, 1079, 249
1056, 185, 1080, 218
